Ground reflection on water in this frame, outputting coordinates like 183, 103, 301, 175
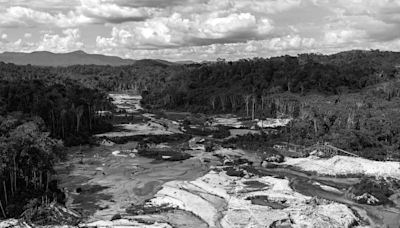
257, 166, 400, 228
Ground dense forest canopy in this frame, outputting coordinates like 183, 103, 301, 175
0, 65, 114, 219
140, 50, 400, 161
143, 50, 400, 112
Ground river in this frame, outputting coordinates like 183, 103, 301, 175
57, 93, 400, 228
256, 167, 400, 227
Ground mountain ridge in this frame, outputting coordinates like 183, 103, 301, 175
0, 50, 198, 67
0, 50, 136, 66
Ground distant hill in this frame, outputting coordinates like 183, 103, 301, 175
134, 59, 178, 67
0, 50, 136, 66
175, 60, 197, 65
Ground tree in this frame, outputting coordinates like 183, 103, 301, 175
75, 105, 84, 133
243, 94, 251, 117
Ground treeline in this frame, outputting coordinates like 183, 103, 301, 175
0, 80, 113, 146
0, 60, 189, 95
0, 113, 63, 218
140, 50, 400, 160
142, 51, 400, 114
2, 50, 400, 162
285, 90, 400, 161
0, 66, 115, 220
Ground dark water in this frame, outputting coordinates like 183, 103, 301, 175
257, 167, 400, 228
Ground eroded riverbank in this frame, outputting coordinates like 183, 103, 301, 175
3, 92, 400, 228
66, 93, 400, 227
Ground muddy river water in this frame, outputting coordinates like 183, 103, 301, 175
257, 167, 400, 227
55, 93, 400, 228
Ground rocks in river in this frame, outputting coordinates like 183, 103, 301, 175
309, 149, 326, 158
187, 136, 215, 152
81, 219, 172, 228
138, 148, 192, 161
224, 166, 245, 177
353, 193, 380, 205
235, 157, 253, 166
99, 138, 115, 146
261, 154, 284, 168
261, 161, 279, 169
270, 218, 293, 228
222, 156, 253, 167
263, 154, 284, 163
223, 158, 234, 166
110, 214, 122, 221
188, 137, 206, 150
246, 195, 289, 209
348, 177, 397, 205
205, 141, 214, 152
0, 219, 29, 228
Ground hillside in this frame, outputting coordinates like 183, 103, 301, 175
0, 50, 136, 66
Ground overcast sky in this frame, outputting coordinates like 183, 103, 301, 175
0, 0, 399, 61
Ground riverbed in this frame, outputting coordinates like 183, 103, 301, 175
54, 93, 400, 228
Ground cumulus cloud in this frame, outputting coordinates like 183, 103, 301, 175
1, 0, 400, 60
0, 6, 91, 28
24, 33, 32, 38
0, 0, 156, 28
96, 34, 316, 61
0, 29, 84, 53
78, 0, 157, 23
0, 0, 79, 12
36, 28, 84, 52
96, 11, 275, 50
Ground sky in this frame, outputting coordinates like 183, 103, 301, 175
0, 0, 400, 61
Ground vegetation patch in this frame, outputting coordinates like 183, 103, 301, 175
126, 203, 175, 215
21, 201, 81, 226
223, 132, 283, 152
349, 177, 400, 205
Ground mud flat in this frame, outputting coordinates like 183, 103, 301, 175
55, 143, 209, 222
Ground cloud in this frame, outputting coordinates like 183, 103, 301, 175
0, 29, 84, 53
24, 33, 32, 38
0, 0, 79, 12
2, 0, 400, 60
96, 34, 316, 61
0, 0, 156, 28
0, 6, 91, 28
96, 11, 275, 50
36, 28, 84, 52
116, 0, 198, 9
78, 0, 157, 23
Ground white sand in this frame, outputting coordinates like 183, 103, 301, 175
212, 117, 244, 128
95, 122, 174, 137
149, 170, 358, 228
109, 93, 143, 113
284, 156, 400, 179
81, 219, 172, 228
257, 118, 291, 128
